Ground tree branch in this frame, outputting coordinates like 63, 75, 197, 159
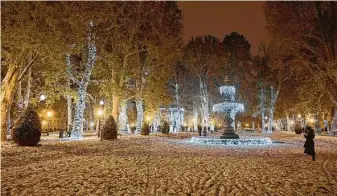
86, 92, 96, 103
18, 54, 39, 82
66, 69, 83, 87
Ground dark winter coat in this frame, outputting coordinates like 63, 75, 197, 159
304, 130, 315, 156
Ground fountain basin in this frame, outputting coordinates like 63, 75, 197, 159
190, 136, 272, 145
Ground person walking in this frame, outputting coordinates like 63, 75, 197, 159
304, 126, 316, 161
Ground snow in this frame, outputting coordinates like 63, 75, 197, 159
2, 132, 337, 195
190, 136, 273, 145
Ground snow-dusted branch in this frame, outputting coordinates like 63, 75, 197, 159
18, 54, 39, 82
66, 69, 83, 87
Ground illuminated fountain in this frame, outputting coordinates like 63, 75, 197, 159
190, 77, 272, 145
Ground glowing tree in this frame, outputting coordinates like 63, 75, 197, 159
184, 35, 224, 132
1, 2, 67, 141
265, 2, 337, 134
267, 85, 280, 132
70, 22, 97, 138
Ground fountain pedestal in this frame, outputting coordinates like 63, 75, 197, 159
220, 115, 239, 139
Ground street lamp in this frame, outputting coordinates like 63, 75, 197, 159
146, 116, 151, 122
47, 111, 53, 118
99, 100, 104, 105
97, 110, 103, 116
40, 94, 46, 101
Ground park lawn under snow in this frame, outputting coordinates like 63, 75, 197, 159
1, 132, 337, 196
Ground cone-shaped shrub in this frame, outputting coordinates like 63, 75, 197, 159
294, 123, 303, 134
161, 120, 170, 134
102, 116, 117, 140
12, 108, 41, 146
141, 122, 150, 135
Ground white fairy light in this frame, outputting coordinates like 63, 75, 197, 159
220, 86, 236, 101
212, 82, 244, 132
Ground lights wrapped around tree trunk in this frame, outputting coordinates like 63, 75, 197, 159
119, 102, 128, 133
135, 100, 143, 134
71, 22, 97, 139
330, 109, 337, 135
66, 54, 72, 136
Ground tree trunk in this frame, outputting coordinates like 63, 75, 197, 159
71, 25, 96, 138
23, 67, 32, 109
112, 94, 120, 131
193, 109, 198, 132
119, 100, 128, 132
260, 88, 265, 132
268, 86, 280, 132
331, 108, 337, 135
199, 76, 209, 133
136, 99, 143, 134
66, 54, 72, 135
17, 76, 23, 109
67, 96, 72, 134
72, 88, 87, 138
1, 65, 19, 141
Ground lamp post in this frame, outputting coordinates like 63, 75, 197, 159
46, 111, 53, 136
42, 120, 47, 132
146, 116, 151, 133
97, 109, 103, 141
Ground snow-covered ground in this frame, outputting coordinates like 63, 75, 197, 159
1, 131, 337, 195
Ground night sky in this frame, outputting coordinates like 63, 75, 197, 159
178, 1, 268, 54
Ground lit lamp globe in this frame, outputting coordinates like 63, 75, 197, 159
97, 110, 103, 116
99, 100, 104, 105
47, 111, 53, 118
40, 95, 46, 101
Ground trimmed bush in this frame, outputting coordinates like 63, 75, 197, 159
131, 126, 136, 134
161, 120, 170, 134
12, 108, 41, 146
197, 125, 202, 136
141, 122, 150, 135
102, 116, 117, 140
294, 124, 303, 134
